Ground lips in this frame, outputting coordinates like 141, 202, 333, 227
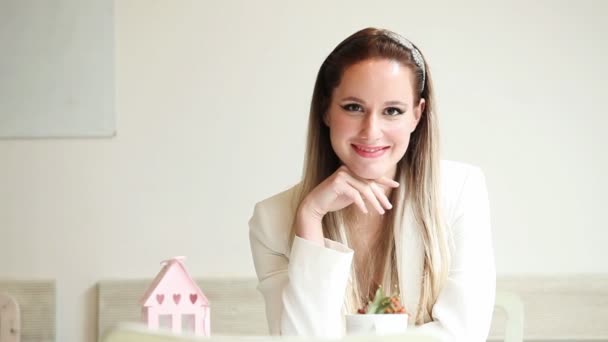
351, 144, 390, 158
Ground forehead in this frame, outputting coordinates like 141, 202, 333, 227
333, 59, 416, 102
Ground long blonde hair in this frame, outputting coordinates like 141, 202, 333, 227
292, 27, 449, 324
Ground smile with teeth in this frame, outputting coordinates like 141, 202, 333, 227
352, 144, 390, 158
356, 146, 384, 152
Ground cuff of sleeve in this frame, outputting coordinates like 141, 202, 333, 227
290, 236, 354, 271
323, 237, 354, 253
282, 236, 353, 337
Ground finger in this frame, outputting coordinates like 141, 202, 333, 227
347, 179, 385, 215
376, 177, 400, 188
370, 182, 393, 210
342, 186, 368, 214
333, 168, 368, 213
337, 166, 393, 213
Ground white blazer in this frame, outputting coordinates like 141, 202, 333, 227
248, 160, 496, 341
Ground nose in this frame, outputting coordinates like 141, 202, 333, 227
359, 113, 383, 141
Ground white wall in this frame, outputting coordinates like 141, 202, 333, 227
1, 1, 606, 341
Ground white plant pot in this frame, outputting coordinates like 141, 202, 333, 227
345, 313, 408, 335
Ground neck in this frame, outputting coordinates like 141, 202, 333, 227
346, 209, 385, 245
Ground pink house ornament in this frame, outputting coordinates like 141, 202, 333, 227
140, 256, 210, 336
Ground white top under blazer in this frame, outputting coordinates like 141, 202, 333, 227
249, 160, 496, 341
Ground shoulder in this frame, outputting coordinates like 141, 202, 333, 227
252, 184, 300, 220
440, 159, 485, 189
440, 160, 488, 222
248, 184, 300, 255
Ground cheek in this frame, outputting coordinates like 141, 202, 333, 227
386, 121, 411, 141
328, 114, 357, 140
388, 115, 419, 144
385, 123, 413, 153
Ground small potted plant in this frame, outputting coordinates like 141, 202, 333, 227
345, 286, 409, 335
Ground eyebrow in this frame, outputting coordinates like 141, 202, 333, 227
340, 96, 407, 106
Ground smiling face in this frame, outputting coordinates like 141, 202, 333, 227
324, 58, 425, 180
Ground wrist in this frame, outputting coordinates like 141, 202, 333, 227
298, 197, 325, 223
295, 200, 325, 245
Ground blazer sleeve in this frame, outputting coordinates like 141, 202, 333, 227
249, 202, 354, 337
413, 167, 497, 342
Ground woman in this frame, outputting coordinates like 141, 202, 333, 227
249, 27, 495, 341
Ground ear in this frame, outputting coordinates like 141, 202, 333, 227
323, 112, 330, 127
411, 98, 425, 132
415, 98, 425, 122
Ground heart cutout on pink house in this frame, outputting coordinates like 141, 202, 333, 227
156, 294, 165, 305
190, 294, 198, 304
173, 294, 181, 304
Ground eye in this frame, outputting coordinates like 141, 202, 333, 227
341, 103, 364, 112
384, 107, 404, 116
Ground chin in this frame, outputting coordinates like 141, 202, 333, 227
348, 164, 387, 180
